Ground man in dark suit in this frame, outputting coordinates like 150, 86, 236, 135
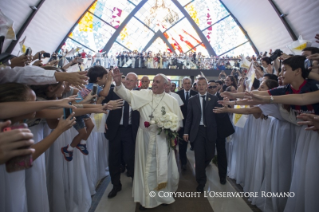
176, 77, 197, 170
102, 72, 140, 198
183, 77, 234, 192
208, 80, 235, 185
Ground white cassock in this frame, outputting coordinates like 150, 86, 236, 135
114, 84, 183, 208
168, 92, 184, 127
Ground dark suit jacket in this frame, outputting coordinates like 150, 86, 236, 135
176, 89, 198, 126
102, 88, 140, 141
184, 93, 234, 143
215, 92, 235, 139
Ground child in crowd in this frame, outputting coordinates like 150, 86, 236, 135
61, 66, 113, 161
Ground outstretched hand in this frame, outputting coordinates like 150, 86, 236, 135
244, 91, 269, 103
112, 67, 122, 86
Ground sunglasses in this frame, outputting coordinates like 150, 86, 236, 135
208, 86, 217, 89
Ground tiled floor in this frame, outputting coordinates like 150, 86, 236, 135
95, 148, 253, 212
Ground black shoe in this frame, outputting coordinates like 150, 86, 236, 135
181, 164, 187, 170
108, 185, 122, 198
220, 178, 226, 185
139, 204, 146, 210
196, 185, 204, 193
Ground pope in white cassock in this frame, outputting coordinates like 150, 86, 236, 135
112, 68, 183, 209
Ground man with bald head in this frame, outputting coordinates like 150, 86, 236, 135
140, 75, 150, 89
113, 69, 183, 209
103, 72, 140, 198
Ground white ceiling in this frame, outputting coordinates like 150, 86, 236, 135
1, 0, 318, 56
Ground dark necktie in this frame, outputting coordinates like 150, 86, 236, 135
123, 101, 129, 127
201, 95, 206, 126
185, 91, 189, 105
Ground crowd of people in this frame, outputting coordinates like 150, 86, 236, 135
0, 33, 319, 212
63, 48, 246, 70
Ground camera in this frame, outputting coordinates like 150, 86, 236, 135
270, 49, 283, 61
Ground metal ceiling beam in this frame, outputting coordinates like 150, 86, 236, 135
5, 0, 45, 53
172, 0, 216, 56
101, 0, 148, 54
219, 0, 259, 55
142, 30, 176, 54
55, 0, 97, 53
268, 0, 297, 41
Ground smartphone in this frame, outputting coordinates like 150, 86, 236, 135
110, 66, 113, 70
304, 59, 312, 70
42, 52, 50, 58
25, 47, 32, 56
91, 84, 98, 102
3, 123, 33, 173
63, 103, 73, 119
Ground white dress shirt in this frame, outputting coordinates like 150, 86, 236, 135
184, 89, 191, 100
199, 92, 207, 126
119, 100, 132, 125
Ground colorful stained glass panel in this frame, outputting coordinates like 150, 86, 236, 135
71, 15, 116, 52
89, 0, 135, 28
203, 16, 248, 56
145, 37, 170, 53
165, 18, 208, 55
64, 38, 92, 53
108, 42, 128, 55
135, 0, 184, 32
115, 17, 154, 52
221, 42, 256, 57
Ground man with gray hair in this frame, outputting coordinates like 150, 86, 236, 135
112, 69, 183, 209
176, 77, 198, 170
140, 75, 151, 89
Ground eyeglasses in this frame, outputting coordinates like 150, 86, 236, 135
208, 86, 217, 89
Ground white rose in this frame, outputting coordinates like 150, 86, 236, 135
150, 120, 155, 125
157, 120, 163, 128
171, 124, 178, 131
164, 121, 172, 129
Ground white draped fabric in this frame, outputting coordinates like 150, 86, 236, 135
227, 114, 319, 212
0, 123, 109, 212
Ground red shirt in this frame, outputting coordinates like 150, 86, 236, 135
81, 52, 87, 58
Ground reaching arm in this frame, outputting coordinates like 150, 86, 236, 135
99, 71, 113, 97
213, 106, 262, 115
31, 114, 75, 160
246, 90, 319, 105
221, 90, 269, 99
0, 98, 76, 119
308, 72, 319, 81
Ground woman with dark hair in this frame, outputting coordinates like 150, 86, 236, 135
225, 75, 238, 90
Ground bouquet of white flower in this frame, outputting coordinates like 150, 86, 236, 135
153, 106, 179, 153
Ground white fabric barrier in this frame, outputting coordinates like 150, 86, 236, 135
0, 123, 109, 212
227, 115, 319, 212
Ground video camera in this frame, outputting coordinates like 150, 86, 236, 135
270, 49, 283, 61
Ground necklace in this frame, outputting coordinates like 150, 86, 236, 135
149, 93, 165, 120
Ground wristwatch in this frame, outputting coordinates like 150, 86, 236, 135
269, 95, 274, 103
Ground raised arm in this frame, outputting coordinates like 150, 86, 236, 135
113, 68, 132, 104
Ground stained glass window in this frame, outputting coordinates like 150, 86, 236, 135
145, 37, 170, 53
64, 38, 92, 53
61, 0, 256, 57
135, 0, 184, 32
89, 0, 135, 29
221, 42, 255, 57
178, 0, 193, 7
203, 16, 248, 56
108, 42, 127, 55
185, 0, 229, 30
115, 18, 154, 52
165, 18, 208, 55
70, 14, 116, 52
